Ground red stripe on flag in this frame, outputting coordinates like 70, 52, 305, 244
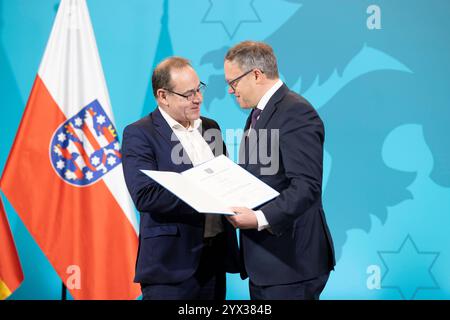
0, 76, 140, 299
72, 140, 97, 172
0, 196, 24, 299
81, 122, 102, 151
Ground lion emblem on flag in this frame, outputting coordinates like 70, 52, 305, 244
50, 100, 122, 186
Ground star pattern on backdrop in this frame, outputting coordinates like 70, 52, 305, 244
202, 0, 261, 39
378, 235, 440, 300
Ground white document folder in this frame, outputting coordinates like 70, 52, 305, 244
141, 155, 280, 215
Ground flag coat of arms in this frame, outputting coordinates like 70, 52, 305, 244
0, 0, 140, 299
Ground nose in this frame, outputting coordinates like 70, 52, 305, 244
192, 90, 203, 103
228, 86, 234, 94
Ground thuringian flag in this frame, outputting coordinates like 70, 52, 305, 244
0, 0, 140, 299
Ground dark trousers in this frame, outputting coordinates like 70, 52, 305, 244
141, 234, 226, 300
249, 273, 330, 300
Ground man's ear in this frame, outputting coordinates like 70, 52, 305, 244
156, 89, 169, 106
254, 69, 264, 82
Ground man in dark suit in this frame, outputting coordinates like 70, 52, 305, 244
224, 41, 335, 300
122, 57, 240, 300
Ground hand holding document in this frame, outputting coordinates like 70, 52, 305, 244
141, 155, 279, 215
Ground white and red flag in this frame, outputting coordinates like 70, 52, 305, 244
0, 0, 140, 299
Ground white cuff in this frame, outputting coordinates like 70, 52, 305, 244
254, 210, 270, 231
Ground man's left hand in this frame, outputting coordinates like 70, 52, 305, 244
226, 207, 258, 229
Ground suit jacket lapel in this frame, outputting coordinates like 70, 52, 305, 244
151, 108, 179, 146
243, 110, 252, 132
244, 84, 289, 164
198, 119, 215, 155
239, 111, 253, 165
151, 108, 193, 171
254, 84, 289, 131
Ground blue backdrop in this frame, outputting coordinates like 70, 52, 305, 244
1, 0, 449, 300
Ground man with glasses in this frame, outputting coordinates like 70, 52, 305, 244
122, 57, 241, 300
224, 41, 335, 300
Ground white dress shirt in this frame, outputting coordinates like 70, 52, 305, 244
251, 79, 283, 231
249, 79, 283, 132
159, 107, 223, 237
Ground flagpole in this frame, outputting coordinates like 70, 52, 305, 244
61, 282, 67, 300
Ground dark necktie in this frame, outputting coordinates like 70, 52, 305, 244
241, 108, 262, 163
250, 108, 262, 130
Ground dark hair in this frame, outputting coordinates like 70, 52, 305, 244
152, 57, 192, 97
225, 41, 279, 79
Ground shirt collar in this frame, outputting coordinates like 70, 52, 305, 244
256, 79, 283, 112
158, 106, 202, 132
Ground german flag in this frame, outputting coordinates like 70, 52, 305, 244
0, 195, 23, 299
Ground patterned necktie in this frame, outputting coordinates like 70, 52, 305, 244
250, 108, 262, 130
241, 108, 262, 164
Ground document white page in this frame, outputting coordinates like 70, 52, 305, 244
181, 155, 279, 209
140, 170, 233, 215
141, 155, 279, 215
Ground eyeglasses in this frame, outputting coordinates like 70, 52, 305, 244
227, 69, 264, 93
164, 81, 206, 101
